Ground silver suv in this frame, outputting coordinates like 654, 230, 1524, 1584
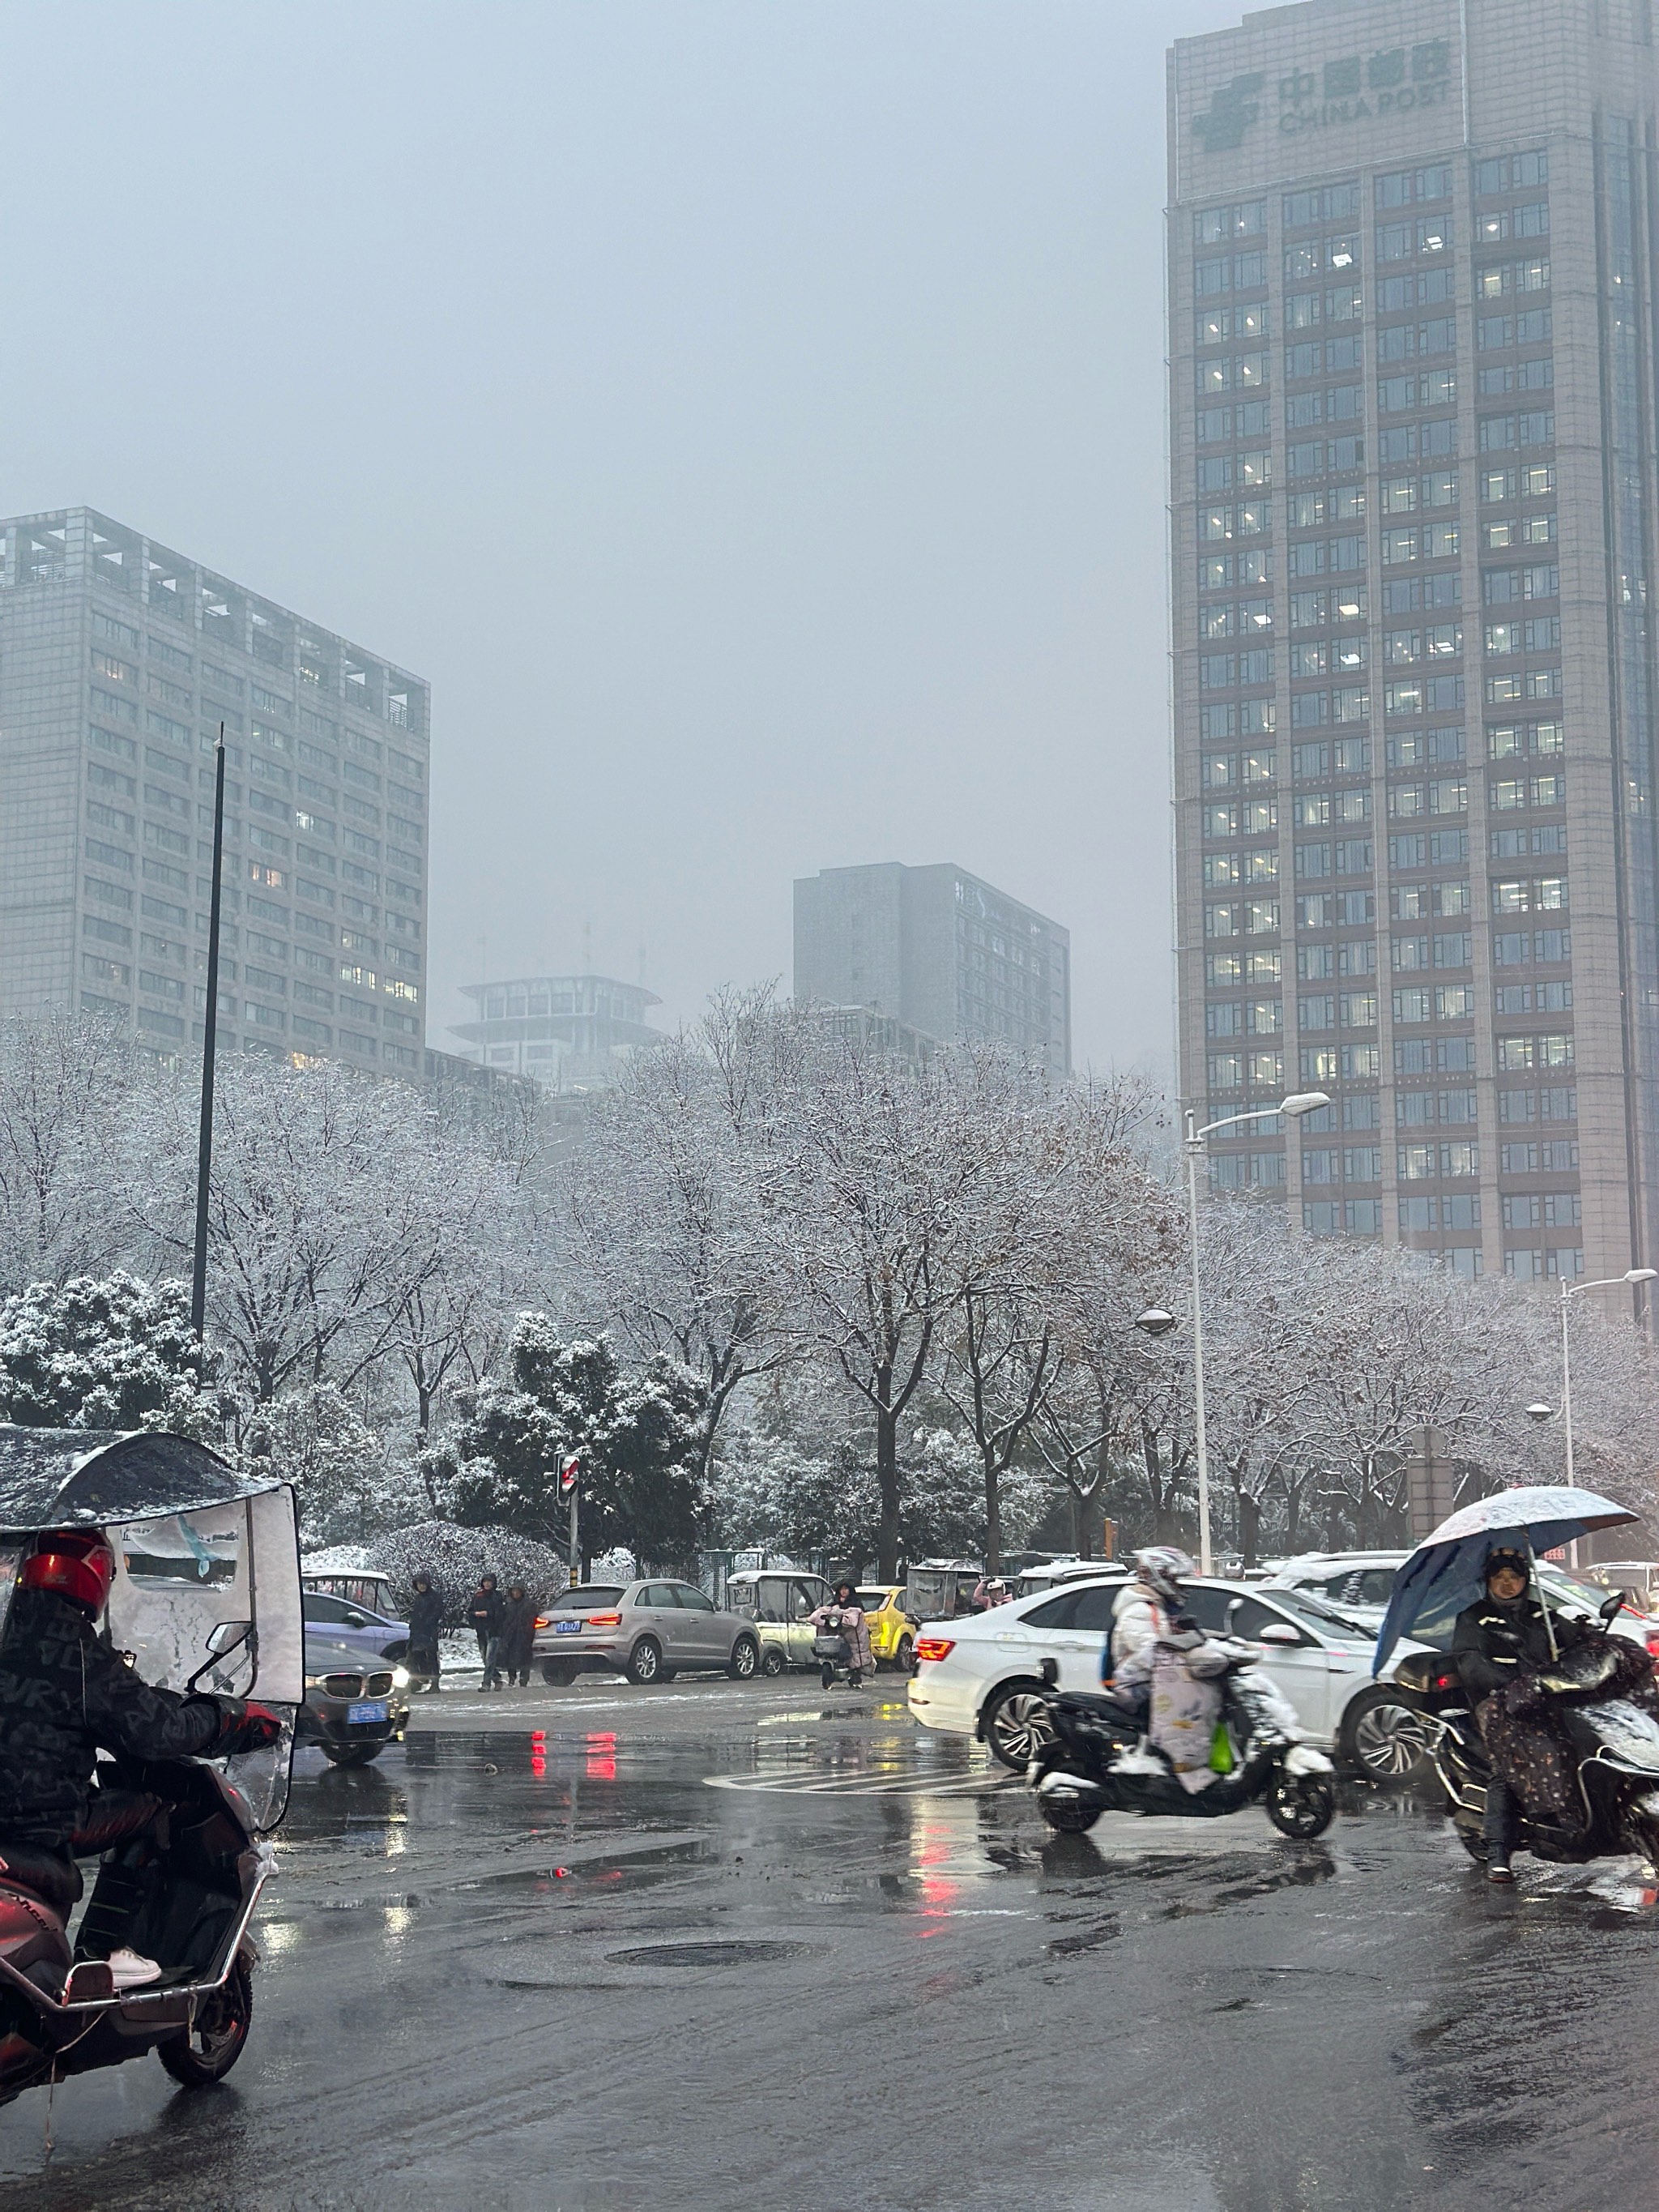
532, 1579, 761, 1687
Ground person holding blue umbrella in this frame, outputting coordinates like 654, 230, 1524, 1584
1452, 1544, 1586, 1882
1374, 1484, 1656, 1882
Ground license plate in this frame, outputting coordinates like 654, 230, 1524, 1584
347, 1700, 388, 1724
554, 1620, 582, 1634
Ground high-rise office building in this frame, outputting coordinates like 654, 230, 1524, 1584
0, 507, 429, 1070
1170, 0, 1659, 1283
793, 861, 1071, 1074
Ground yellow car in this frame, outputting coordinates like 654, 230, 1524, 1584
856, 1586, 919, 1673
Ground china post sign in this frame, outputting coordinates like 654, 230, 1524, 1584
1193, 39, 1452, 153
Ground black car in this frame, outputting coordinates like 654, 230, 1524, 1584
298, 1632, 412, 1767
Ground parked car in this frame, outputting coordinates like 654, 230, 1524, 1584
906, 1572, 1433, 1777
724, 1570, 834, 1674
1013, 1560, 1129, 1599
855, 1586, 920, 1672
301, 1588, 410, 1664
301, 1565, 399, 1616
297, 1633, 411, 1767
533, 1580, 761, 1686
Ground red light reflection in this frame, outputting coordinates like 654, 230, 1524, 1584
530, 1729, 546, 1779
585, 1730, 616, 1781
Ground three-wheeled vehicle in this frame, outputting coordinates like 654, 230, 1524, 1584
0, 1425, 302, 2104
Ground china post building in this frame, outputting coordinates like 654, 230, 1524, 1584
1169, 0, 1659, 1294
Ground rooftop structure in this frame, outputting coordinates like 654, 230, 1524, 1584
448, 973, 664, 1092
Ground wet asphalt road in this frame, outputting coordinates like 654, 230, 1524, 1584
0, 1672, 1654, 2212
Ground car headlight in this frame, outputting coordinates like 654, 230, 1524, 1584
391, 1666, 411, 1689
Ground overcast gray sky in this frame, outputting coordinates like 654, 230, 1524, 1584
2, 0, 1247, 1074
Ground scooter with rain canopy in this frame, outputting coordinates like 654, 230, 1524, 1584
1375, 1483, 1659, 1871
0, 1425, 302, 2103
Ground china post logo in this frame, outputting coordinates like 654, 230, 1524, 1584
1192, 74, 1265, 154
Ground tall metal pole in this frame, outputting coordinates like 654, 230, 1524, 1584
1561, 1281, 1576, 1488
1185, 1108, 1213, 1575
190, 726, 228, 1348
569, 1484, 580, 1586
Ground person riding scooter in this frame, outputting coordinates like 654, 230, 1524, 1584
1104, 1546, 1247, 1791
1452, 1542, 1653, 1882
0, 1530, 281, 1981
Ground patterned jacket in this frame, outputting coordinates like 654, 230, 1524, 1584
0, 1586, 226, 1849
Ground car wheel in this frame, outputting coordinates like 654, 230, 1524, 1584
320, 1742, 383, 1767
982, 1682, 1056, 1771
541, 1662, 576, 1688
728, 1636, 759, 1681
1037, 1793, 1102, 1835
896, 1634, 916, 1676
159, 1956, 253, 2086
627, 1638, 663, 1685
1341, 1685, 1432, 1781
761, 1646, 785, 1677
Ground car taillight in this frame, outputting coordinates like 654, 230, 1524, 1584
587, 1612, 623, 1627
915, 1637, 955, 1663
534, 1616, 551, 1630
1644, 1633, 1659, 1659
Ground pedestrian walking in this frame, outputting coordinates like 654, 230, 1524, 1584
495, 1582, 537, 1689
468, 1575, 504, 1690
407, 1573, 444, 1695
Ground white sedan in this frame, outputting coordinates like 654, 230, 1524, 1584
907, 1573, 1427, 1775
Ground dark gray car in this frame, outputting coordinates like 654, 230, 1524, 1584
531, 1579, 761, 1687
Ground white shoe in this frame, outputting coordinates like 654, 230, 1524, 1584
106, 1947, 163, 1989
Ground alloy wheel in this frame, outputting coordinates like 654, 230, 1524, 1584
1351, 1697, 1432, 1780
987, 1689, 1055, 1770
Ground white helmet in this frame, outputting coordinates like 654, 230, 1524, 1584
1132, 1546, 1196, 1608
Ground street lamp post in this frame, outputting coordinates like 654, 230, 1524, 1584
1559, 1266, 1657, 1496
1145, 1091, 1331, 1575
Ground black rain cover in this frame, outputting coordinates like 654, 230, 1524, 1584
0, 1426, 274, 1533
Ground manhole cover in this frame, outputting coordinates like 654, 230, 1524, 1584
604, 1939, 808, 1968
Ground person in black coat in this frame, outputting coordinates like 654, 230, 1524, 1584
467, 1577, 503, 1666
493, 1585, 538, 1689
406, 1574, 444, 1695
1452, 1544, 1586, 1882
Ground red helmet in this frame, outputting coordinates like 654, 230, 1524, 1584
20, 1531, 116, 1615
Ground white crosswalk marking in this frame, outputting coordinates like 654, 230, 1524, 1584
706, 1768, 1011, 1799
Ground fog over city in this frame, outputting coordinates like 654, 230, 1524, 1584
1, 0, 1246, 1073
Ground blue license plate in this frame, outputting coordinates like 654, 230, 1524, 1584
554, 1620, 582, 1634
347, 1700, 388, 1724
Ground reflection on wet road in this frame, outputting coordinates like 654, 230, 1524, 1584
2, 1679, 1657, 2209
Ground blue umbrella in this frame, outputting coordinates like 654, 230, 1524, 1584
1371, 1484, 1640, 1678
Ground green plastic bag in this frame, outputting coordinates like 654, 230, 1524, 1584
1209, 1720, 1235, 1775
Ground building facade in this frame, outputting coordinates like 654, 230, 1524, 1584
0, 507, 429, 1070
448, 974, 664, 1091
793, 861, 1072, 1073
1170, 0, 1659, 1284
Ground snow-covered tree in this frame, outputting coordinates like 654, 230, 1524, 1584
446, 1313, 706, 1568
0, 1271, 221, 1432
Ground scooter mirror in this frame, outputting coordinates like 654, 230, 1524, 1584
1601, 1591, 1626, 1623
206, 1618, 254, 1656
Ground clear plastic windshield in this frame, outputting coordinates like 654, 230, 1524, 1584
104, 1488, 302, 1834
